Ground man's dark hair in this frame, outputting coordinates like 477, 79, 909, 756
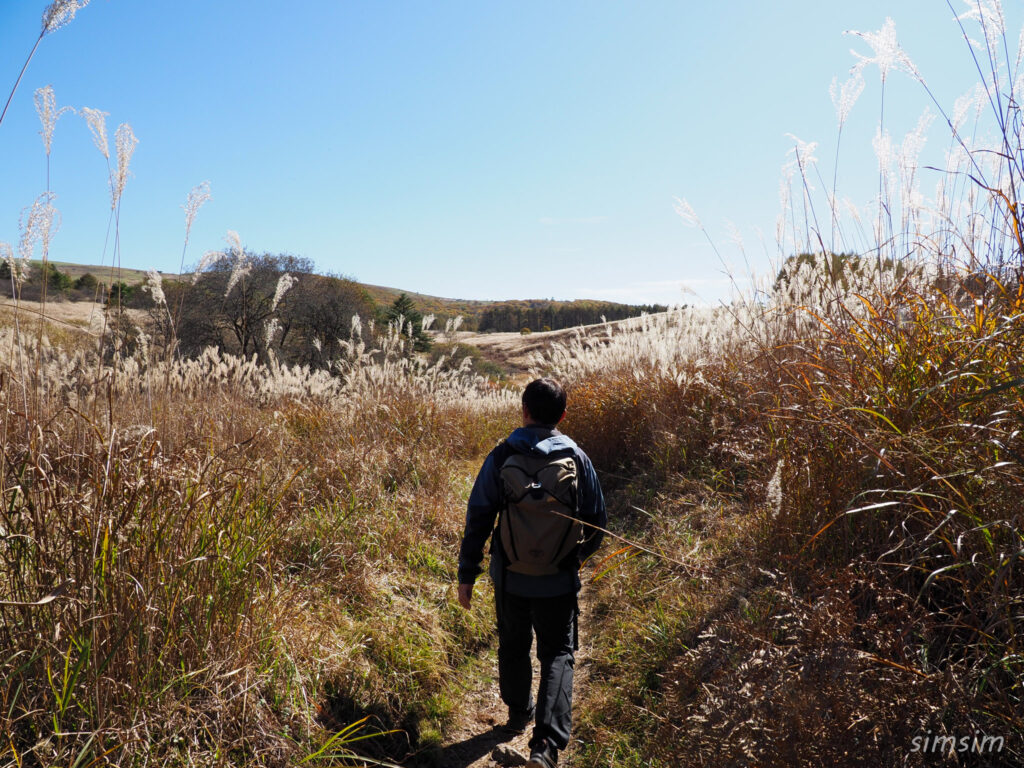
523, 378, 567, 425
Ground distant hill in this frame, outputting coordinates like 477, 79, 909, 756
31, 260, 158, 285
360, 283, 493, 324
24, 261, 665, 332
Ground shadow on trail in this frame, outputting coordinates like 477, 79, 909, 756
425, 725, 509, 767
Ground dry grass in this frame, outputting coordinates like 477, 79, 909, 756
0, 303, 518, 766
5, 5, 1024, 767
531, 9, 1024, 766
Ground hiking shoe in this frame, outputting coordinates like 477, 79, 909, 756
526, 738, 557, 768
504, 705, 535, 734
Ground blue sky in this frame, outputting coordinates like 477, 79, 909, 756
0, 1, 1012, 304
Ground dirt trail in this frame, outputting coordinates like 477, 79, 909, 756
435, 587, 596, 768
450, 314, 646, 375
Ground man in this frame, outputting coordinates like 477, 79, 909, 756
457, 378, 606, 768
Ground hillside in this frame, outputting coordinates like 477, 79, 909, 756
16, 260, 664, 332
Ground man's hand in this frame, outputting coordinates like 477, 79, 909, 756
457, 583, 473, 610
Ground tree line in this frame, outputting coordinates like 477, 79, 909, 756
476, 299, 667, 333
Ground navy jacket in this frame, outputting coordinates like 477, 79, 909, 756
458, 424, 606, 597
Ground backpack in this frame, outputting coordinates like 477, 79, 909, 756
498, 450, 582, 576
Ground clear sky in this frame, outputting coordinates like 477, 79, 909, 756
0, 1, 1014, 305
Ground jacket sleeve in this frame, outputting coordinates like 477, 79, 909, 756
576, 451, 606, 563
457, 447, 505, 585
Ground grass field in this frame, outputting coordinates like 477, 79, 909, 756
2, 6, 1023, 768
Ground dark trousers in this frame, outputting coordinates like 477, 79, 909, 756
495, 589, 577, 751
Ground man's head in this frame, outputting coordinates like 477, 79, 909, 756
522, 377, 567, 426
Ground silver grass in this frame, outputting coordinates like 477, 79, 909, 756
143, 268, 166, 307
223, 231, 249, 297
42, 0, 91, 34
846, 18, 919, 82
957, 0, 1005, 58
193, 250, 224, 284
134, 325, 149, 361
33, 85, 73, 157
182, 182, 211, 246
351, 313, 362, 338
18, 193, 60, 263
828, 73, 865, 127
672, 197, 702, 228
766, 461, 783, 519
898, 109, 934, 191
1, 242, 25, 287
112, 123, 138, 209
784, 134, 818, 174
952, 83, 986, 134
79, 107, 109, 159
272, 272, 296, 311
265, 318, 281, 346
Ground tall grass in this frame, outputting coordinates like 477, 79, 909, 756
0, 14, 520, 763
0, 308, 517, 764
535, 7, 1024, 766
4, 3, 1023, 767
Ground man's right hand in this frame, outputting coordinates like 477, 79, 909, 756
457, 583, 473, 610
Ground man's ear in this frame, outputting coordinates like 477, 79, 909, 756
558, 409, 567, 423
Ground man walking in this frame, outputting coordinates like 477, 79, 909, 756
457, 378, 606, 768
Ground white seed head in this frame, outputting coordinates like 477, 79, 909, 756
672, 197, 702, 229
829, 73, 865, 126
182, 181, 211, 245
766, 459, 783, 518
958, 0, 1005, 57
18, 192, 60, 263
79, 107, 109, 159
42, 0, 91, 34
193, 250, 224, 284
226, 230, 242, 258
34, 86, 73, 156
0, 242, 26, 287
846, 18, 919, 82
272, 272, 297, 311
112, 123, 138, 208
899, 108, 934, 179
265, 317, 281, 345
223, 231, 249, 297
785, 134, 818, 172
144, 268, 166, 307
952, 84, 986, 133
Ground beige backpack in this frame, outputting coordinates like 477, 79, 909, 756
498, 452, 582, 576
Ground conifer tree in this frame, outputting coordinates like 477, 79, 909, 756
385, 292, 432, 352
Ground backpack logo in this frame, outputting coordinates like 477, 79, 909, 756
498, 452, 582, 576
